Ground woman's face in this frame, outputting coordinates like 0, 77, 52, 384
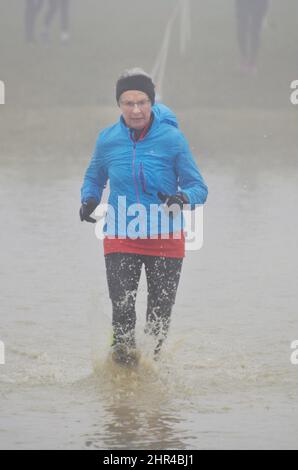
119, 90, 152, 130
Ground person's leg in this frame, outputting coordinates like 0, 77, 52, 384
25, 0, 35, 42
25, 0, 44, 42
43, 0, 59, 29
144, 256, 183, 356
60, 0, 70, 34
35, 0, 45, 13
235, 0, 250, 65
249, 0, 269, 68
105, 253, 143, 349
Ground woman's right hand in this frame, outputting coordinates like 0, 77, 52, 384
79, 198, 98, 223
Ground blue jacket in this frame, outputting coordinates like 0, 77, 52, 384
81, 103, 208, 237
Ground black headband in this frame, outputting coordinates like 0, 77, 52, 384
116, 74, 155, 105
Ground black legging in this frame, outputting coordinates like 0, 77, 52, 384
236, 0, 269, 66
105, 253, 183, 353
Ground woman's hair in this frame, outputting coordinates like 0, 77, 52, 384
118, 67, 152, 80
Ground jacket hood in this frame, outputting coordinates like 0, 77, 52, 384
152, 103, 179, 128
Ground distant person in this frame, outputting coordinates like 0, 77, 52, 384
235, 0, 270, 74
25, 0, 44, 42
42, 0, 70, 43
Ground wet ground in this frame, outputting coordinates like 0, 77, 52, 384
0, 105, 297, 449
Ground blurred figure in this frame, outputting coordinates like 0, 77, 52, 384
25, 0, 44, 42
235, 0, 269, 74
42, 0, 70, 43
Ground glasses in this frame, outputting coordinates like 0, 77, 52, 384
120, 99, 151, 110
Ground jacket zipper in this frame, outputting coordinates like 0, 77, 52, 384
139, 162, 153, 196
130, 133, 141, 204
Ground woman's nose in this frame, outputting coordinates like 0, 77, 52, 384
132, 104, 141, 113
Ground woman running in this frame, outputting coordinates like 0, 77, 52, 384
80, 68, 208, 366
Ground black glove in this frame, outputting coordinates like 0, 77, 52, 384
79, 198, 98, 223
157, 191, 189, 209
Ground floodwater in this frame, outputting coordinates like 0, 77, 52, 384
0, 107, 297, 449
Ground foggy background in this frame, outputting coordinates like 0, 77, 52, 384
0, 0, 297, 182
0, 0, 298, 450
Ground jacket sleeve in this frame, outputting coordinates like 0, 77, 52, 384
80, 133, 108, 204
175, 132, 208, 206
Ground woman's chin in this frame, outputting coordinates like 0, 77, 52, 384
129, 120, 145, 129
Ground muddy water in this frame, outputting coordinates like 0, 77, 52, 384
0, 132, 297, 449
